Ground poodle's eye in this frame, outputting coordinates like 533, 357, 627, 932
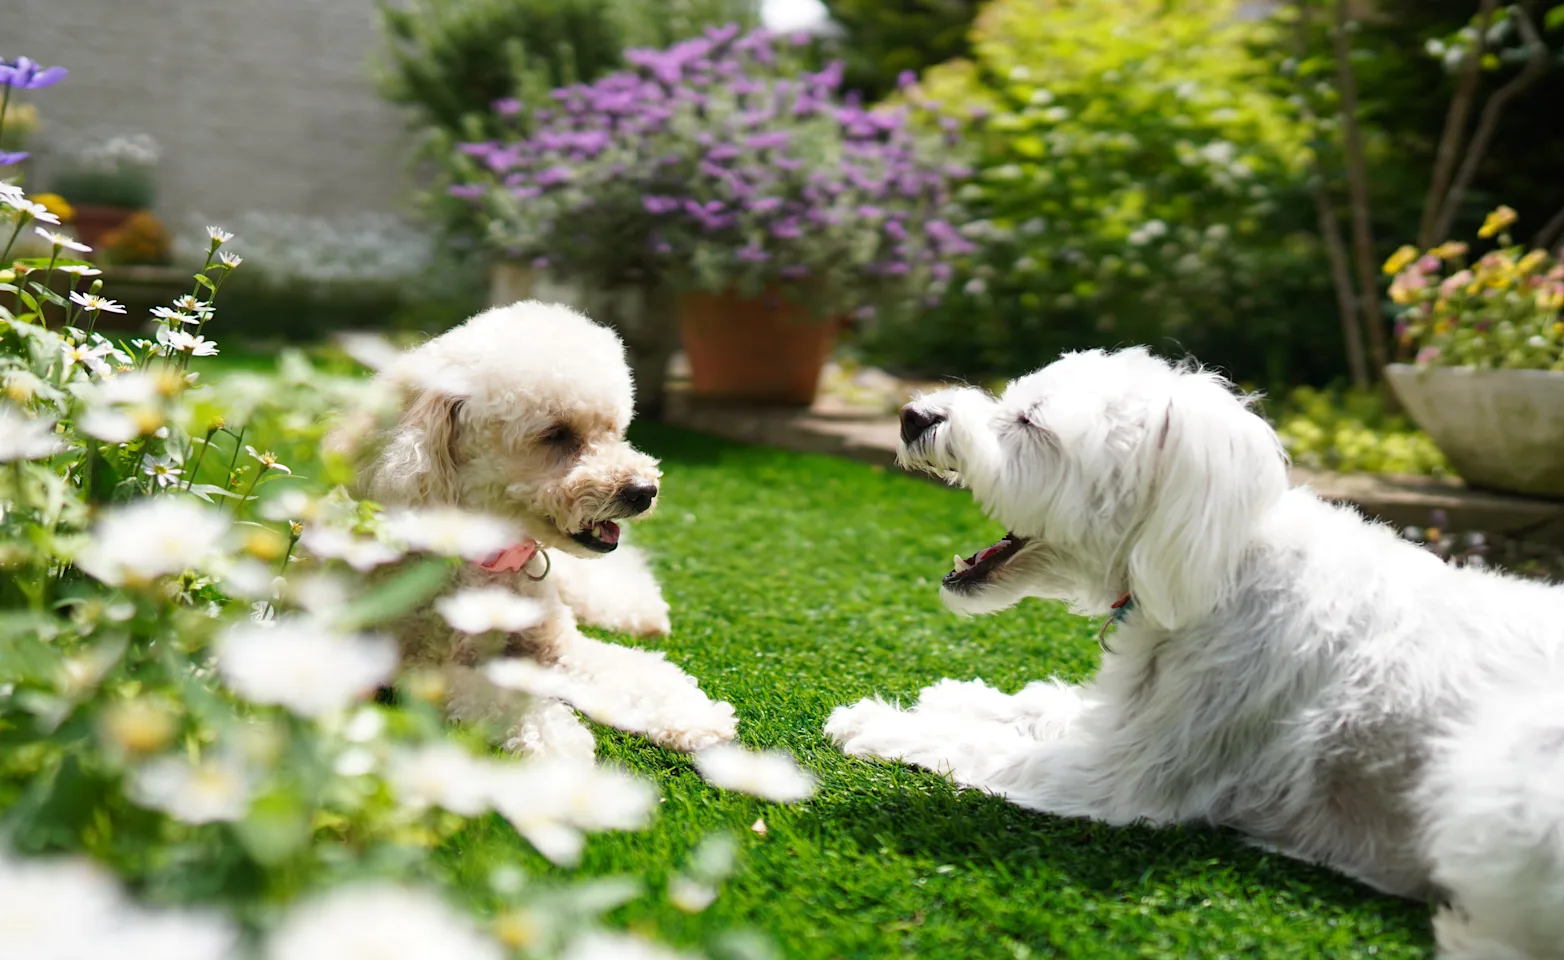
539, 423, 578, 448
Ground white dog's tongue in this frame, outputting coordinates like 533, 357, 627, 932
594, 521, 621, 545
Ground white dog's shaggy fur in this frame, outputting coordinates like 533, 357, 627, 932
825, 347, 1564, 959
346, 301, 737, 760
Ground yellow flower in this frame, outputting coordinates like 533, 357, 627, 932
1538, 288, 1564, 312
1477, 205, 1517, 239
30, 193, 74, 223
1517, 250, 1549, 275
1382, 245, 1419, 276
1429, 241, 1469, 259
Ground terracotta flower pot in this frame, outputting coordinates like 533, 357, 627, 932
70, 204, 138, 253
678, 289, 838, 406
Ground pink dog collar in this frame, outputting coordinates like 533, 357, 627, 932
477, 539, 548, 579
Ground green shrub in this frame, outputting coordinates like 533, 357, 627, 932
856, 0, 1340, 387
376, 0, 759, 136
1267, 386, 1449, 476
818, 0, 981, 101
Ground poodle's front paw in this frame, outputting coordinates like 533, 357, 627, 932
647, 698, 738, 753
596, 602, 672, 639
824, 698, 911, 761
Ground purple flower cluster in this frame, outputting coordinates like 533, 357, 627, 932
0, 56, 67, 90
449, 25, 974, 316
0, 56, 69, 166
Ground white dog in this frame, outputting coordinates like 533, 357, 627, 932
346, 300, 737, 760
825, 348, 1564, 959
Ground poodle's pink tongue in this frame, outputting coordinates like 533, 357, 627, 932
594, 521, 621, 545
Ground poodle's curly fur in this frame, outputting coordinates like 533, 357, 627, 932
827, 347, 1564, 960
345, 301, 737, 760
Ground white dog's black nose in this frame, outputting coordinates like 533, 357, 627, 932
616, 481, 658, 514
900, 405, 945, 446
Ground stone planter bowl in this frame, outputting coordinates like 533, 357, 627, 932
1385, 363, 1564, 499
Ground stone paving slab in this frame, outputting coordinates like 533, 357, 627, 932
664, 389, 1564, 544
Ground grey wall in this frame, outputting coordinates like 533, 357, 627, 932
8, 0, 414, 228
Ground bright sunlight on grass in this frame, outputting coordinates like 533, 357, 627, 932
411, 424, 1432, 959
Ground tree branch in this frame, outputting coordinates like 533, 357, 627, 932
1417, 0, 1499, 250
1331, 0, 1389, 373
1292, 0, 1369, 387
1430, 4, 1551, 243
1535, 200, 1564, 252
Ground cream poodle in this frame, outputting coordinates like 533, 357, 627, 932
826, 348, 1564, 960
348, 300, 737, 761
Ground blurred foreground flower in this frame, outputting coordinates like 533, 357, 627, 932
266, 884, 503, 960
694, 744, 816, 802
216, 617, 397, 718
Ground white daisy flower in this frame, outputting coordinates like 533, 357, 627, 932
383, 508, 518, 561
78, 408, 139, 443
298, 525, 402, 571
334, 332, 401, 371
129, 754, 252, 824
436, 587, 545, 634
171, 294, 214, 317
206, 226, 234, 244
215, 617, 396, 718
141, 452, 184, 488
488, 760, 656, 866
58, 264, 102, 277
0, 409, 66, 463
218, 251, 243, 268
562, 932, 699, 960
10, 199, 61, 224
61, 339, 113, 371
150, 306, 198, 325
76, 499, 231, 587
342, 707, 385, 743
667, 875, 718, 913
186, 336, 219, 357
119, 907, 240, 960
33, 226, 91, 252
484, 658, 578, 701
388, 743, 495, 816
0, 852, 127, 958
693, 745, 816, 803
0, 181, 25, 206
69, 291, 127, 314
265, 884, 503, 960
245, 444, 290, 475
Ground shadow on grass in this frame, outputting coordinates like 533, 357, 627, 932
812, 776, 1431, 934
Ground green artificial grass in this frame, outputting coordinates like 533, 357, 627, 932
428, 423, 1433, 959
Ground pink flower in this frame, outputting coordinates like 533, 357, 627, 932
1440, 270, 1473, 296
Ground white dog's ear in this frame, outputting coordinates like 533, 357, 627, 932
366, 387, 466, 506
1127, 395, 1286, 631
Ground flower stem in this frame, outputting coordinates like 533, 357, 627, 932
183, 425, 217, 491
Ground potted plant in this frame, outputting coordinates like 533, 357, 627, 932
1383, 205, 1564, 498
49, 134, 159, 250
452, 25, 970, 409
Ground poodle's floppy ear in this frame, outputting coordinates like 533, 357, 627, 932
364, 385, 466, 507
1126, 385, 1287, 631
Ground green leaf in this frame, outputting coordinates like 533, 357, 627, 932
335, 558, 452, 631
1546, 5, 1564, 31
194, 274, 217, 293
188, 483, 244, 503
234, 789, 312, 866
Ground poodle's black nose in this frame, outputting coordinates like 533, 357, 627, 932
900, 405, 945, 446
616, 481, 659, 514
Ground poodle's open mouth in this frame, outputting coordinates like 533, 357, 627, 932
570, 520, 622, 554
943, 533, 1028, 590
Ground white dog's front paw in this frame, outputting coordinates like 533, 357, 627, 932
647, 698, 738, 753
825, 698, 919, 762
503, 699, 597, 762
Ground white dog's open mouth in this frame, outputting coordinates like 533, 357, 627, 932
944, 533, 1029, 590
570, 521, 622, 553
